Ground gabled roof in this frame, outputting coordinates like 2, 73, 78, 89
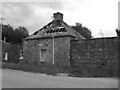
25, 13, 85, 40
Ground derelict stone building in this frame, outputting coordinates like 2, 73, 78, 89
23, 12, 85, 66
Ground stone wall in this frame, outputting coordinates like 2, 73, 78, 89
70, 37, 118, 77
2, 42, 11, 62
0, 41, 2, 63
54, 36, 71, 67
23, 36, 72, 66
2, 42, 22, 63
118, 36, 120, 77
8, 44, 22, 63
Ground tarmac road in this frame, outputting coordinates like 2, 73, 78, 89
2, 69, 118, 88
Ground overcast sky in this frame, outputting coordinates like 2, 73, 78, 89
1, 0, 119, 37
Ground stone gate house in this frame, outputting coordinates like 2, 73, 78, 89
23, 12, 85, 66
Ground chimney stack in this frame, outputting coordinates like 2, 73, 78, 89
53, 12, 63, 21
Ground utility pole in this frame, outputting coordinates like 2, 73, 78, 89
0, 17, 5, 41
0, 17, 5, 24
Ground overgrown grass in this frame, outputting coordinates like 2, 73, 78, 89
2, 62, 59, 75
2, 62, 118, 78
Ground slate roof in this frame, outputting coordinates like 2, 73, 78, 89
25, 15, 85, 40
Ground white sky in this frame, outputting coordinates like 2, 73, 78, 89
1, 0, 119, 37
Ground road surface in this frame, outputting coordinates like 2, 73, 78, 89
2, 69, 118, 88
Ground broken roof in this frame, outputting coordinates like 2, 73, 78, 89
25, 12, 85, 40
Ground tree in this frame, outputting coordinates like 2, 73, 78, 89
14, 26, 29, 44
72, 23, 92, 39
116, 29, 120, 36
2, 24, 15, 43
2, 24, 29, 44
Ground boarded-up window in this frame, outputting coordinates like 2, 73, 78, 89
40, 49, 47, 63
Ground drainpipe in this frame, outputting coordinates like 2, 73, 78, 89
52, 34, 55, 64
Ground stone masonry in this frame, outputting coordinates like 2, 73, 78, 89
23, 36, 74, 66
23, 12, 84, 67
